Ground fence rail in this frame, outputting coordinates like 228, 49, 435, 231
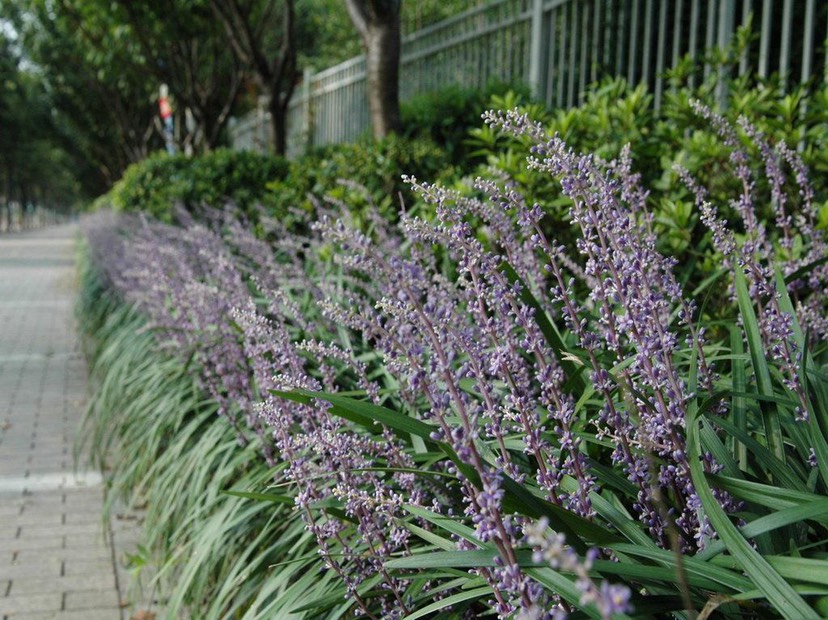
229, 0, 828, 158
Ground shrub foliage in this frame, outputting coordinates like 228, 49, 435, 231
108, 149, 289, 222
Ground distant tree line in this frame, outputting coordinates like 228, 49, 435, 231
0, 0, 481, 205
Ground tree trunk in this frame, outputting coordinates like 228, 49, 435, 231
344, 0, 402, 140
5, 166, 13, 232
209, 0, 296, 156
364, 21, 401, 137
268, 96, 288, 155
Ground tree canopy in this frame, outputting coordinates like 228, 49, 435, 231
1, 0, 481, 205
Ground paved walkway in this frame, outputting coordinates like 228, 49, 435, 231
0, 225, 129, 620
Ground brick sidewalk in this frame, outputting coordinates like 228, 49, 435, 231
0, 225, 126, 620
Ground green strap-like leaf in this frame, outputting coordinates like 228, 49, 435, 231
772, 267, 828, 489
707, 474, 828, 520
687, 403, 818, 618
221, 490, 294, 504
697, 499, 828, 560
734, 267, 784, 461
274, 389, 619, 551
401, 586, 493, 620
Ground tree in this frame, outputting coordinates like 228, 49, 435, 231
15, 0, 160, 184
344, 0, 401, 138
111, 0, 245, 152
209, 0, 297, 154
0, 30, 88, 219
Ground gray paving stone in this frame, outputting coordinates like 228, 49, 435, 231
6, 609, 123, 620
64, 588, 121, 611
0, 592, 62, 615
59, 553, 113, 568
4, 513, 63, 527
0, 561, 61, 580
63, 559, 114, 578
0, 537, 65, 554
8, 573, 116, 595
19, 524, 103, 539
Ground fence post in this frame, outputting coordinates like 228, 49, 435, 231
778, 0, 794, 89
758, 0, 772, 78
302, 67, 314, 154
800, 0, 815, 85
528, 0, 546, 100
716, 0, 736, 107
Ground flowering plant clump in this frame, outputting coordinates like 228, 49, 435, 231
83, 104, 828, 619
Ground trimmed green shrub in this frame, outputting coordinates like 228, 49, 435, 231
263, 134, 451, 227
110, 149, 289, 222
401, 80, 528, 165
467, 77, 828, 295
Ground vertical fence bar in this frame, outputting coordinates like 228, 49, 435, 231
642, 0, 654, 83
591, 0, 601, 84
628, 0, 640, 83
603, 0, 614, 72
615, 0, 626, 75
528, 0, 545, 98
739, 0, 752, 76
759, 0, 773, 78
716, 0, 736, 106
689, 0, 700, 87
704, 0, 717, 80
672, 0, 685, 69
302, 68, 313, 153
654, 0, 668, 109
558, 2, 569, 108
579, 0, 590, 100
778, 0, 793, 89
546, 7, 558, 107
568, 0, 579, 106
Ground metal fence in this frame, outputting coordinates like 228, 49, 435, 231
229, 0, 828, 158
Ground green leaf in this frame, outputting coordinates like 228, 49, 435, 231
712, 556, 828, 587
697, 499, 828, 560
734, 267, 784, 461
607, 544, 751, 591
708, 417, 806, 491
783, 254, 828, 285
222, 490, 294, 504
687, 404, 818, 618
401, 586, 492, 620
398, 520, 457, 551
386, 549, 509, 570
271, 388, 437, 439
730, 322, 748, 468
277, 390, 618, 550
402, 505, 488, 548
708, 474, 828, 520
